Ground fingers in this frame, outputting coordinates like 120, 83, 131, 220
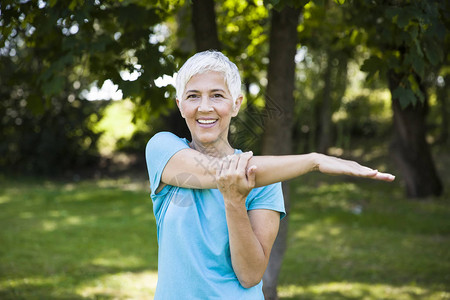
215, 158, 225, 185
349, 163, 395, 182
348, 161, 376, 176
330, 158, 395, 182
349, 161, 395, 181
220, 152, 253, 173
247, 165, 257, 188
215, 152, 255, 197
374, 171, 396, 182
228, 153, 240, 172
237, 151, 253, 174
215, 152, 254, 183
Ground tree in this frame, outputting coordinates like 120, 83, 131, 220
165, 0, 222, 140
260, 5, 303, 299
0, 0, 178, 173
186, 1, 306, 298
297, 0, 353, 153
192, 0, 221, 51
347, 0, 446, 198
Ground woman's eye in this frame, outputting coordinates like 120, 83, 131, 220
186, 94, 198, 99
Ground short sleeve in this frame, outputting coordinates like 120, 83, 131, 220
246, 182, 286, 219
145, 132, 190, 198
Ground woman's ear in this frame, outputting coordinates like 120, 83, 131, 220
176, 98, 185, 118
231, 95, 243, 117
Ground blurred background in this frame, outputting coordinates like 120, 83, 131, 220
1, 0, 449, 299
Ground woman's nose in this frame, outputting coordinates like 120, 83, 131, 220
198, 96, 213, 112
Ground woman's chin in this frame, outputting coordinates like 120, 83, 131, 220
192, 132, 226, 145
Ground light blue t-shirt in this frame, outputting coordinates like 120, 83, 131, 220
145, 132, 285, 300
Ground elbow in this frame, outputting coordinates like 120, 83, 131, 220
308, 152, 320, 172
238, 275, 263, 289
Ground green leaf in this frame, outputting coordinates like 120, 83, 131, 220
414, 39, 424, 58
412, 58, 425, 79
385, 7, 401, 20
415, 88, 424, 104
392, 86, 416, 109
423, 38, 443, 66
407, 75, 424, 104
430, 20, 446, 40
119, 80, 142, 99
264, 0, 309, 10
408, 24, 418, 40
69, 0, 78, 11
41, 75, 65, 97
405, 51, 425, 79
397, 11, 410, 29
361, 56, 383, 80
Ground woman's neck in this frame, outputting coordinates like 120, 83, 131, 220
189, 138, 234, 158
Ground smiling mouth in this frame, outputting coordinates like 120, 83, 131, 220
197, 119, 218, 125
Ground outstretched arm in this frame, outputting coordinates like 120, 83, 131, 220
250, 152, 395, 185
159, 149, 394, 191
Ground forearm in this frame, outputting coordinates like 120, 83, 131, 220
225, 201, 268, 288
250, 153, 318, 187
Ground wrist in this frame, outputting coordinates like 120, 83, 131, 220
224, 198, 247, 211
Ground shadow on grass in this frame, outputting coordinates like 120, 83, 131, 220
279, 289, 444, 300
0, 286, 113, 300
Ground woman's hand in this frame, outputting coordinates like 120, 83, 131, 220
313, 153, 395, 182
216, 152, 257, 203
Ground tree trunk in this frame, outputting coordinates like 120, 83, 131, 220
389, 71, 443, 198
167, 0, 221, 140
262, 7, 301, 300
191, 0, 221, 51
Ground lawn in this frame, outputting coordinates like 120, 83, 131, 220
0, 177, 158, 299
1, 161, 449, 299
278, 174, 450, 299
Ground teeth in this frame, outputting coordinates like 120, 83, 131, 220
198, 119, 217, 124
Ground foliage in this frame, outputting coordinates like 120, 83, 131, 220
290, 1, 357, 152
0, 0, 181, 174
344, 0, 448, 108
1, 0, 448, 176
0, 96, 103, 176
264, 0, 310, 10
0, 0, 178, 110
0, 45, 104, 175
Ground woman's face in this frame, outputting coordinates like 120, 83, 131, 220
177, 71, 242, 147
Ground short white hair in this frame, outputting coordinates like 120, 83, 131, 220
175, 50, 242, 102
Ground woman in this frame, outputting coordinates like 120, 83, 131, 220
146, 50, 395, 299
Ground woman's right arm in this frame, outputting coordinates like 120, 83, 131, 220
160, 149, 395, 190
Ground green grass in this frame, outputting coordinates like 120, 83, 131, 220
0, 177, 157, 299
278, 174, 450, 299
0, 164, 449, 299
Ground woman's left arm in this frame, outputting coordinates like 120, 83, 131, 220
216, 152, 280, 288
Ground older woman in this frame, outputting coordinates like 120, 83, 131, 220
146, 50, 394, 299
